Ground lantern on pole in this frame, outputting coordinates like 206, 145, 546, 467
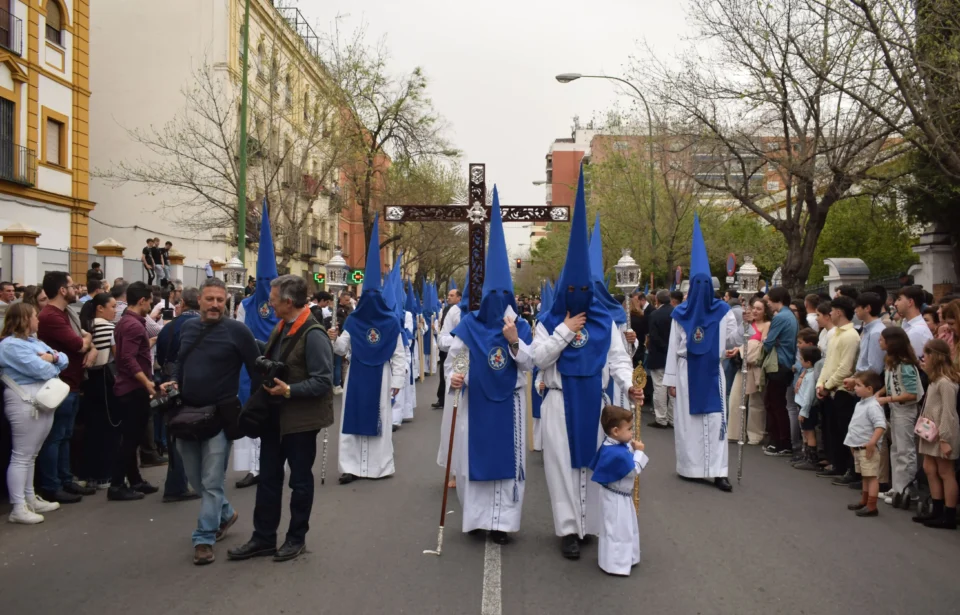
736, 255, 760, 294
613, 248, 641, 294
326, 248, 350, 294
223, 255, 247, 319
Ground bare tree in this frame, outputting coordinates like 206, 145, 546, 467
637, 0, 907, 292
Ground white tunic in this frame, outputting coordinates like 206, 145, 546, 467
402, 311, 417, 421
334, 331, 407, 478
437, 305, 463, 468
608, 322, 639, 407
662, 312, 738, 479
532, 370, 545, 452
448, 326, 534, 533
531, 321, 635, 538
428, 315, 439, 375
596, 439, 649, 576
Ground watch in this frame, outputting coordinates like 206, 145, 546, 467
283, 385, 291, 399
509, 341, 519, 352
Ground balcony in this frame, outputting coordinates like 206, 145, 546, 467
0, 144, 36, 186
0, 8, 23, 56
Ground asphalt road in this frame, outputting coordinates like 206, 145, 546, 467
2, 375, 959, 615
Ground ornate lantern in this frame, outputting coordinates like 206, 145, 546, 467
771, 266, 783, 288
613, 248, 641, 293
326, 248, 350, 292
736, 255, 760, 293
223, 255, 247, 293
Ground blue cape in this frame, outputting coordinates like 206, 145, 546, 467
589, 440, 636, 485
531, 366, 542, 419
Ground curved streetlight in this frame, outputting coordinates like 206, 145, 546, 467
554, 72, 658, 259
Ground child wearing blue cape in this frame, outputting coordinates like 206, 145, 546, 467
589, 405, 649, 576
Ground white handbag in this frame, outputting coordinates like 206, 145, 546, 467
1, 373, 70, 414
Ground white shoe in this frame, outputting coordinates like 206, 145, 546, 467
8, 503, 44, 525
27, 494, 60, 514
881, 489, 896, 498
333, 386, 344, 395
883, 495, 894, 505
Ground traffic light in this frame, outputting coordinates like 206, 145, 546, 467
516, 258, 522, 270
350, 269, 365, 284
313, 272, 326, 285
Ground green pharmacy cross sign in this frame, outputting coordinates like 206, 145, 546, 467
350, 270, 365, 285
313, 272, 326, 285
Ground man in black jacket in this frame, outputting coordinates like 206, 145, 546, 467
431, 288, 461, 409
646, 290, 675, 428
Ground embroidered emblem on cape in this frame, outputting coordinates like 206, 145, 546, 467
571, 328, 589, 348
488, 347, 508, 370
258, 301, 271, 319
367, 328, 381, 344
693, 326, 705, 343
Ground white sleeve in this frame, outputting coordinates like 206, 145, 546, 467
334, 330, 351, 358
438, 306, 460, 352
608, 322, 635, 394
534, 369, 545, 396
724, 311, 740, 351
633, 450, 649, 473
445, 338, 469, 391
510, 339, 535, 373
621, 324, 638, 358
389, 334, 407, 389
662, 321, 680, 387
530, 321, 575, 370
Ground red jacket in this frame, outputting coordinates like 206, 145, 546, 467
114, 310, 152, 397
37, 304, 86, 391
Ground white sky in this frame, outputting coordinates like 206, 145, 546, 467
299, 0, 690, 256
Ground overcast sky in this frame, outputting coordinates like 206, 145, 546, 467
299, 0, 689, 254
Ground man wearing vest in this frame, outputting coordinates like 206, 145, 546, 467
229, 275, 334, 564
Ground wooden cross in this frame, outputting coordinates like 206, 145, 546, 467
384, 163, 570, 310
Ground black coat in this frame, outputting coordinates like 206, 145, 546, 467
645, 304, 674, 371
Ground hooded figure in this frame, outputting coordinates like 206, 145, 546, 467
662, 214, 738, 492
448, 186, 535, 544
333, 214, 408, 483
422, 282, 436, 375
531, 279, 555, 452
401, 278, 420, 422
529, 167, 639, 560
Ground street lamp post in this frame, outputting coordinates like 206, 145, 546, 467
555, 73, 657, 281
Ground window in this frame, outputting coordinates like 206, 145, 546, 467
256, 44, 266, 82
238, 26, 245, 63
342, 232, 348, 253
46, 118, 64, 166
285, 74, 292, 107
303, 92, 310, 121
46, 2, 63, 46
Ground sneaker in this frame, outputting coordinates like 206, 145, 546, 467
333, 386, 344, 395
194, 544, 215, 566
8, 503, 44, 524
763, 445, 778, 455
816, 466, 842, 478
793, 459, 820, 471
107, 485, 145, 501
790, 453, 805, 463
883, 495, 894, 505
881, 489, 896, 499
27, 494, 60, 514
775, 448, 793, 457
130, 481, 159, 495
832, 471, 858, 486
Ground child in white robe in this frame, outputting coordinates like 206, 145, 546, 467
589, 405, 648, 576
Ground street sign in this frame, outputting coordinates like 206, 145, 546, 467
675, 266, 682, 285
726, 253, 737, 277
313, 272, 326, 285
726, 276, 735, 283
350, 269, 365, 285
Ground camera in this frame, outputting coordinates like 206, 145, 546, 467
254, 356, 288, 388
151, 384, 181, 412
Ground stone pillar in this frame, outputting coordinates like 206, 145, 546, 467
823, 258, 870, 296
167, 249, 185, 283
92, 238, 126, 285
211, 258, 226, 280
0, 223, 41, 285
912, 224, 957, 295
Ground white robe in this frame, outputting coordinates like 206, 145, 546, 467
402, 311, 417, 421
334, 331, 407, 478
428, 315, 439, 375
596, 439, 649, 576
662, 311, 738, 479
531, 321, 635, 538
532, 370, 545, 452
436, 305, 462, 468
448, 324, 534, 533
608, 322, 639, 407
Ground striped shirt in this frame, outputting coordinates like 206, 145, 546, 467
91, 318, 115, 367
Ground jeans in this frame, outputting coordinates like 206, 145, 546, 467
890, 405, 919, 493
333, 355, 343, 388
162, 435, 190, 497
650, 368, 673, 426
153, 412, 168, 450
37, 390, 81, 492
786, 386, 802, 450
253, 419, 319, 546
112, 389, 150, 487
177, 431, 234, 547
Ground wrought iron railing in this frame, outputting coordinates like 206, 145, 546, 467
0, 7, 23, 56
0, 144, 36, 186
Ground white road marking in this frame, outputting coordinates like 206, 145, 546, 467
481, 536, 502, 615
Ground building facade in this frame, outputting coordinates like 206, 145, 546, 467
89, 0, 346, 288
0, 0, 93, 283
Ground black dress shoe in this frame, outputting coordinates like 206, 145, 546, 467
490, 531, 511, 545
107, 485, 145, 501
714, 477, 733, 492
162, 491, 201, 503
577, 535, 593, 544
847, 480, 863, 490
40, 488, 82, 504
431, 402, 443, 409
339, 473, 358, 485
63, 481, 96, 496
235, 473, 259, 489
647, 421, 668, 429
561, 535, 580, 560
228, 539, 277, 561
273, 540, 306, 562
392, 425, 400, 432
131, 481, 159, 494
832, 470, 857, 486
139, 454, 168, 468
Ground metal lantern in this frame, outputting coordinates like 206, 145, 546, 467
736, 255, 760, 293
771, 266, 783, 288
326, 248, 350, 292
614, 248, 641, 293
223, 255, 247, 292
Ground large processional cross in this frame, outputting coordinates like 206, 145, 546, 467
384, 163, 570, 310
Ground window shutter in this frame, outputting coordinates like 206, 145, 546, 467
46, 119, 61, 165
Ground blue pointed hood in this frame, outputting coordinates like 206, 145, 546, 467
241, 198, 280, 342
458, 269, 470, 312
404, 279, 417, 315
544, 166, 595, 324
341, 213, 401, 437
671, 213, 729, 418
588, 213, 626, 326
475, 186, 518, 324
449, 277, 457, 291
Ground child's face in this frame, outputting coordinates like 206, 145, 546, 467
879, 335, 887, 351
853, 380, 875, 399
817, 311, 830, 329
801, 359, 814, 369
609, 420, 634, 444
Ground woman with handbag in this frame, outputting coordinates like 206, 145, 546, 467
728, 300, 770, 444
80, 292, 120, 491
0, 303, 69, 524
913, 339, 960, 529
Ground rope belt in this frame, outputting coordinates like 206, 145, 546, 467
601, 483, 632, 497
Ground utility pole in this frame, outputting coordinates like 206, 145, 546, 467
237, 0, 252, 265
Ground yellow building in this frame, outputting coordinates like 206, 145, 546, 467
0, 0, 93, 282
